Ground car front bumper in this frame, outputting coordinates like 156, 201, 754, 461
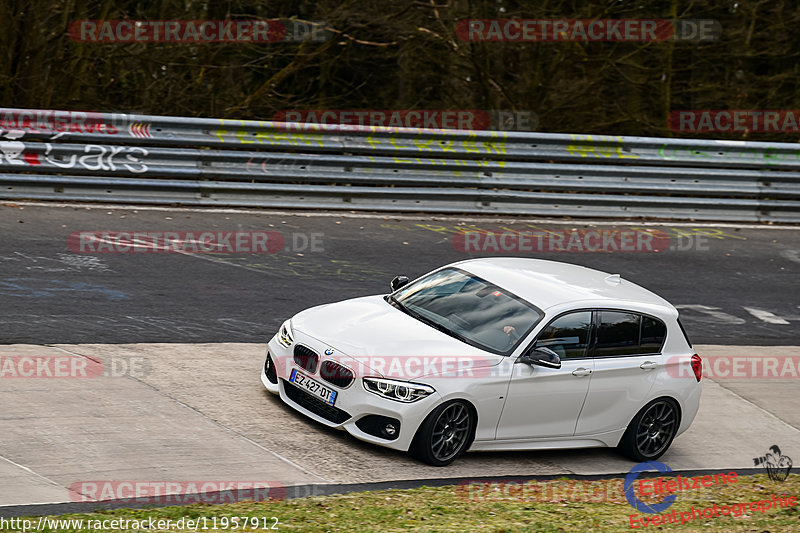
261, 332, 441, 452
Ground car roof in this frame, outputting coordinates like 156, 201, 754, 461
452, 257, 677, 316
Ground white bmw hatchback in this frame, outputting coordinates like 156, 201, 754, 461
262, 258, 702, 466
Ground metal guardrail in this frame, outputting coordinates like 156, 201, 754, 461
1, 108, 798, 221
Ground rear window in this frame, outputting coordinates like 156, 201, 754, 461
593, 311, 667, 356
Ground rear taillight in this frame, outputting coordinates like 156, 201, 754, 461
691, 354, 702, 382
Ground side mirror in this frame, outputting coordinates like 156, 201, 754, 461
390, 275, 410, 292
518, 346, 561, 369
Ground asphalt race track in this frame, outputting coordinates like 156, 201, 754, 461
0, 203, 798, 345
0, 203, 798, 513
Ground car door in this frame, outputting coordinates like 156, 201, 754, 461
575, 310, 667, 436
496, 311, 594, 440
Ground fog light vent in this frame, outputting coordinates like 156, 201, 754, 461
356, 415, 401, 441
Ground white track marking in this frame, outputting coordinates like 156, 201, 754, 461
675, 304, 746, 324
51, 345, 333, 483
4, 201, 798, 229
743, 307, 798, 325
780, 249, 800, 264
0, 453, 63, 489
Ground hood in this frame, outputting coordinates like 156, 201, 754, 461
291, 295, 502, 378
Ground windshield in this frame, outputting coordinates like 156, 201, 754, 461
391, 267, 543, 355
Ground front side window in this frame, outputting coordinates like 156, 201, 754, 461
594, 311, 666, 356
533, 311, 592, 359
391, 268, 543, 355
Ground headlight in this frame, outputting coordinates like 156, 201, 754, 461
278, 320, 294, 348
363, 377, 435, 403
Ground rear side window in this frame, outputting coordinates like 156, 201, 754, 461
595, 312, 640, 356
594, 311, 666, 356
641, 316, 668, 353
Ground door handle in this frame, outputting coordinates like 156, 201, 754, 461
572, 367, 592, 377
640, 361, 658, 370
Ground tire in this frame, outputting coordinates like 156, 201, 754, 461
409, 400, 475, 467
618, 398, 680, 462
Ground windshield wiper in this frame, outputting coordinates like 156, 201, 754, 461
387, 295, 420, 321
386, 294, 406, 311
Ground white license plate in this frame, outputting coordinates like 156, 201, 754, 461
289, 369, 337, 406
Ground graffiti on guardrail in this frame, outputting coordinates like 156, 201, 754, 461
658, 143, 800, 166
0, 110, 125, 137
566, 134, 638, 158
368, 134, 507, 155
41, 144, 148, 172
0, 110, 153, 143
214, 120, 508, 155
562, 131, 800, 165
214, 124, 327, 147
238, 153, 503, 174
0, 138, 32, 165
0, 142, 149, 172
384, 156, 503, 169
